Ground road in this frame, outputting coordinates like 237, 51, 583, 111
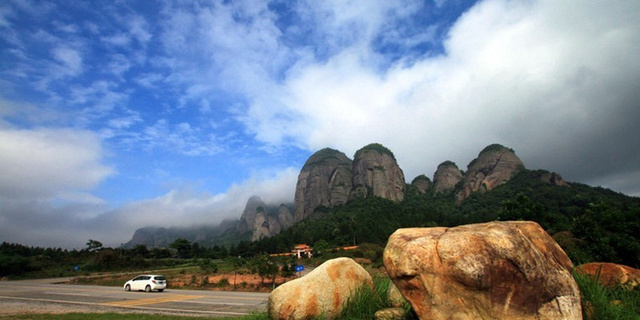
0, 278, 269, 317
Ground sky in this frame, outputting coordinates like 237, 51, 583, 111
0, 0, 639, 249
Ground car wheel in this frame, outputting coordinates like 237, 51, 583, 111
158, 289, 164, 292
145, 285, 151, 292
125, 284, 131, 291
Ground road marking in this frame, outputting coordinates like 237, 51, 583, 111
182, 300, 248, 306
45, 292, 93, 297
0, 295, 250, 316
103, 294, 204, 307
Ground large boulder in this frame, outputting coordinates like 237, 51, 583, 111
383, 221, 582, 320
432, 161, 463, 193
293, 148, 353, 223
576, 262, 640, 288
268, 257, 372, 320
351, 143, 405, 201
456, 144, 524, 203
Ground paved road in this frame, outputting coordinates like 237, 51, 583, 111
0, 278, 269, 317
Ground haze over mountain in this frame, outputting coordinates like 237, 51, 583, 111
1, 0, 639, 248
122, 143, 571, 248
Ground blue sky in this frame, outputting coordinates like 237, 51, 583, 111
1, 0, 639, 248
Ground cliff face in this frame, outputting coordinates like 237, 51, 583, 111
293, 148, 353, 223
432, 161, 463, 193
350, 144, 405, 201
455, 144, 525, 203
237, 195, 265, 235
238, 196, 294, 241
250, 204, 294, 241
411, 175, 432, 194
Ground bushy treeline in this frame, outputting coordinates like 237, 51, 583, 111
0, 239, 232, 278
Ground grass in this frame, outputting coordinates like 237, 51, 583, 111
574, 270, 640, 320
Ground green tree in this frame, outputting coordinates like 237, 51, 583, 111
169, 238, 192, 259
86, 239, 103, 252
226, 256, 246, 290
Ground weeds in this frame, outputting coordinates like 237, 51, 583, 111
574, 270, 640, 320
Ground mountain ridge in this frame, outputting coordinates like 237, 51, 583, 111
123, 143, 635, 257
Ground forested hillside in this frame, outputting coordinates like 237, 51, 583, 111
239, 169, 640, 268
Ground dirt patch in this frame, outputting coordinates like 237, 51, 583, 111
167, 272, 298, 292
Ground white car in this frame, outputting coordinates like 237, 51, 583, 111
124, 275, 167, 292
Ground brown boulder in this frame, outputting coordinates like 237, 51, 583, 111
268, 257, 372, 320
576, 262, 640, 288
387, 281, 407, 308
383, 221, 582, 320
374, 308, 407, 320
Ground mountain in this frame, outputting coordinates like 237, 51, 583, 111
124, 142, 640, 268
350, 143, 405, 201
455, 144, 525, 203
123, 220, 236, 248
293, 148, 353, 223
237, 196, 294, 241
432, 161, 463, 193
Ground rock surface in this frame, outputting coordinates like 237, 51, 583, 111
238, 196, 294, 241
540, 171, 568, 186
383, 221, 582, 320
293, 148, 353, 223
387, 281, 406, 308
411, 175, 431, 194
268, 257, 372, 320
237, 195, 266, 235
350, 143, 405, 201
456, 144, 524, 203
577, 262, 640, 288
432, 161, 463, 193
374, 308, 406, 320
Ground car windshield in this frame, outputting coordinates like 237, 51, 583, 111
154, 276, 166, 281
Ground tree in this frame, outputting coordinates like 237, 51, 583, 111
226, 256, 246, 290
169, 238, 192, 259
86, 239, 103, 252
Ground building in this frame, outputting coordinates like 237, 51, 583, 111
292, 244, 313, 259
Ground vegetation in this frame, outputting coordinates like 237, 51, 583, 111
301, 147, 351, 171
574, 270, 640, 319
354, 143, 396, 161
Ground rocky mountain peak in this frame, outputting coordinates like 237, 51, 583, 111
455, 144, 524, 203
350, 143, 405, 201
238, 196, 294, 241
411, 174, 432, 194
293, 148, 353, 223
237, 195, 266, 234
432, 161, 463, 193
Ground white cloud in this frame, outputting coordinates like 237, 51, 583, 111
240, 0, 640, 187
51, 46, 83, 76
87, 166, 298, 247
0, 127, 114, 200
